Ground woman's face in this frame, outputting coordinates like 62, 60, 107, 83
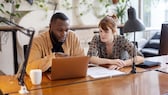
99, 27, 114, 43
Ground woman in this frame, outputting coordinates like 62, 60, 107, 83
87, 15, 144, 70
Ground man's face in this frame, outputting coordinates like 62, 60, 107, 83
50, 19, 70, 42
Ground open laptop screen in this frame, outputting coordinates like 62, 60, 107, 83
47, 56, 90, 80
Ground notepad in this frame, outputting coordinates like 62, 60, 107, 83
87, 66, 125, 79
136, 60, 161, 68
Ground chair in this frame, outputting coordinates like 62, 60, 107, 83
159, 23, 168, 55
140, 32, 160, 57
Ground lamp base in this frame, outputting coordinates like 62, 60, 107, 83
19, 85, 29, 94
130, 62, 136, 74
130, 69, 136, 73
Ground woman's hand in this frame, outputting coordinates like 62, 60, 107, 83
99, 64, 121, 70
108, 64, 122, 70
99, 59, 126, 70
109, 59, 126, 67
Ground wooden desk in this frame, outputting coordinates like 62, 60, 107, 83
0, 67, 145, 94
0, 55, 168, 95
9, 71, 168, 95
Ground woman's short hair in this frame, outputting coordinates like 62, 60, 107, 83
98, 14, 118, 33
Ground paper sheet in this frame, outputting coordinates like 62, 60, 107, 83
87, 66, 125, 78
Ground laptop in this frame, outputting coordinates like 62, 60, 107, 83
47, 56, 90, 81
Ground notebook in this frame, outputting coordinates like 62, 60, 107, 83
47, 56, 90, 81
136, 60, 161, 68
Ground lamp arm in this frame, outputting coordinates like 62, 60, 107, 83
0, 16, 34, 37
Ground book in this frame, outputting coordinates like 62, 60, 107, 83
87, 66, 125, 79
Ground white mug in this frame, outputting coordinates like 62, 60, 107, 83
30, 69, 42, 85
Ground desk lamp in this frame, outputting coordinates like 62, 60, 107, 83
123, 6, 145, 73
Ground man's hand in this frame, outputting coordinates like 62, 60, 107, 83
55, 52, 68, 57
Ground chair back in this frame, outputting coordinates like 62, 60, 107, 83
159, 23, 168, 55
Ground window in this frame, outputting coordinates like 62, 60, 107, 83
142, 0, 168, 28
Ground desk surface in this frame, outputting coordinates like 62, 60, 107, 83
1, 55, 168, 95
8, 71, 168, 95
0, 67, 146, 94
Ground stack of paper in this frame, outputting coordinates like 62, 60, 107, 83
87, 66, 125, 78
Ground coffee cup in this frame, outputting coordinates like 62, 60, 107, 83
30, 69, 42, 85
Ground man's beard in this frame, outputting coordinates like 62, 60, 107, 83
50, 31, 66, 43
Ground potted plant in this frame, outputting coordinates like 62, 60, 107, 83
112, 0, 119, 4
115, 0, 128, 24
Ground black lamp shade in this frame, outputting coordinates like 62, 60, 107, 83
123, 7, 145, 33
27, 0, 33, 5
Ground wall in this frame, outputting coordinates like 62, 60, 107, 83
0, 1, 15, 75
0, 32, 14, 75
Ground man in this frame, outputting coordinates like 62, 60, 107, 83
26, 12, 84, 75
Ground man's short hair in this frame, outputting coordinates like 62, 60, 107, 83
50, 12, 69, 23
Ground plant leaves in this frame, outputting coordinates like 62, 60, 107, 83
105, 4, 110, 8
0, 4, 4, 8
15, 4, 20, 9
0, 9, 5, 13
99, 0, 103, 2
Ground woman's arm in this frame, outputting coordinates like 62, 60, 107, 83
124, 55, 144, 66
122, 36, 145, 66
89, 55, 144, 70
90, 56, 125, 67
